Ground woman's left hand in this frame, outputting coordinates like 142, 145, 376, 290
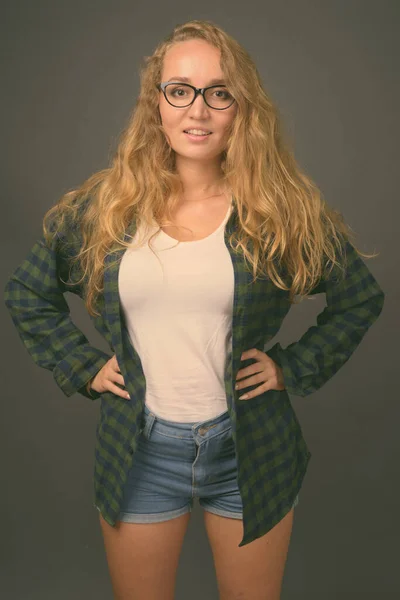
235, 348, 286, 400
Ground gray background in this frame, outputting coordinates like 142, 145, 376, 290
1, 1, 397, 598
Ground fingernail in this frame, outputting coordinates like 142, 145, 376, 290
126, 393, 130, 399
238, 394, 248, 400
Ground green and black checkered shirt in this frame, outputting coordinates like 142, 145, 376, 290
4, 200, 385, 547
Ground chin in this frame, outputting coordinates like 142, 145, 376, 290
175, 147, 214, 156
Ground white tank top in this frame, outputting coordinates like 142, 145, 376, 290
118, 200, 234, 422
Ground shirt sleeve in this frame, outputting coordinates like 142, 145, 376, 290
266, 236, 385, 397
4, 223, 112, 400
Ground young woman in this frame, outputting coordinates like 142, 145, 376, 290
4, 19, 384, 600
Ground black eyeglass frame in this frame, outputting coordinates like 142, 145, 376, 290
157, 82, 236, 110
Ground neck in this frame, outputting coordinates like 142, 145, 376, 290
175, 155, 226, 202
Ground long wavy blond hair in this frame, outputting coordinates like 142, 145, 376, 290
43, 19, 377, 317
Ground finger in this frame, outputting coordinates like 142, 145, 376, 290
238, 382, 270, 400
106, 381, 130, 400
236, 363, 264, 381
111, 373, 126, 388
110, 354, 121, 372
236, 372, 266, 389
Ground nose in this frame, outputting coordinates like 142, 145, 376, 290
187, 92, 210, 116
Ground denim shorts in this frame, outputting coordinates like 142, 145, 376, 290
118, 403, 299, 524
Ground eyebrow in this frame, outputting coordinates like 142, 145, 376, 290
166, 76, 226, 85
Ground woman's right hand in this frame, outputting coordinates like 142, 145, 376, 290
89, 354, 130, 400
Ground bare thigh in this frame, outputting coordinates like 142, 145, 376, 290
98, 512, 191, 600
204, 507, 294, 600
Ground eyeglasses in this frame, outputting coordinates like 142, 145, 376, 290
157, 82, 236, 110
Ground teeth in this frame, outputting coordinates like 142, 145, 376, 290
185, 129, 211, 135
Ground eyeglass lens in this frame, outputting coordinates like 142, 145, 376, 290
164, 84, 234, 109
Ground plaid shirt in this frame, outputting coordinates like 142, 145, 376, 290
4, 202, 385, 547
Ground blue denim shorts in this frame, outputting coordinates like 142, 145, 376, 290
118, 403, 299, 523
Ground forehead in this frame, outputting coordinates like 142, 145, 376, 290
162, 40, 223, 81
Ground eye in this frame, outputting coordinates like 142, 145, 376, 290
170, 86, 189, 97
211, 89, 232, 99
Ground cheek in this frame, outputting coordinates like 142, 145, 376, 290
218, 117, 234, 138
224, 110, 237, 129
213, 110, 236, 135
159, 103, 180, 132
